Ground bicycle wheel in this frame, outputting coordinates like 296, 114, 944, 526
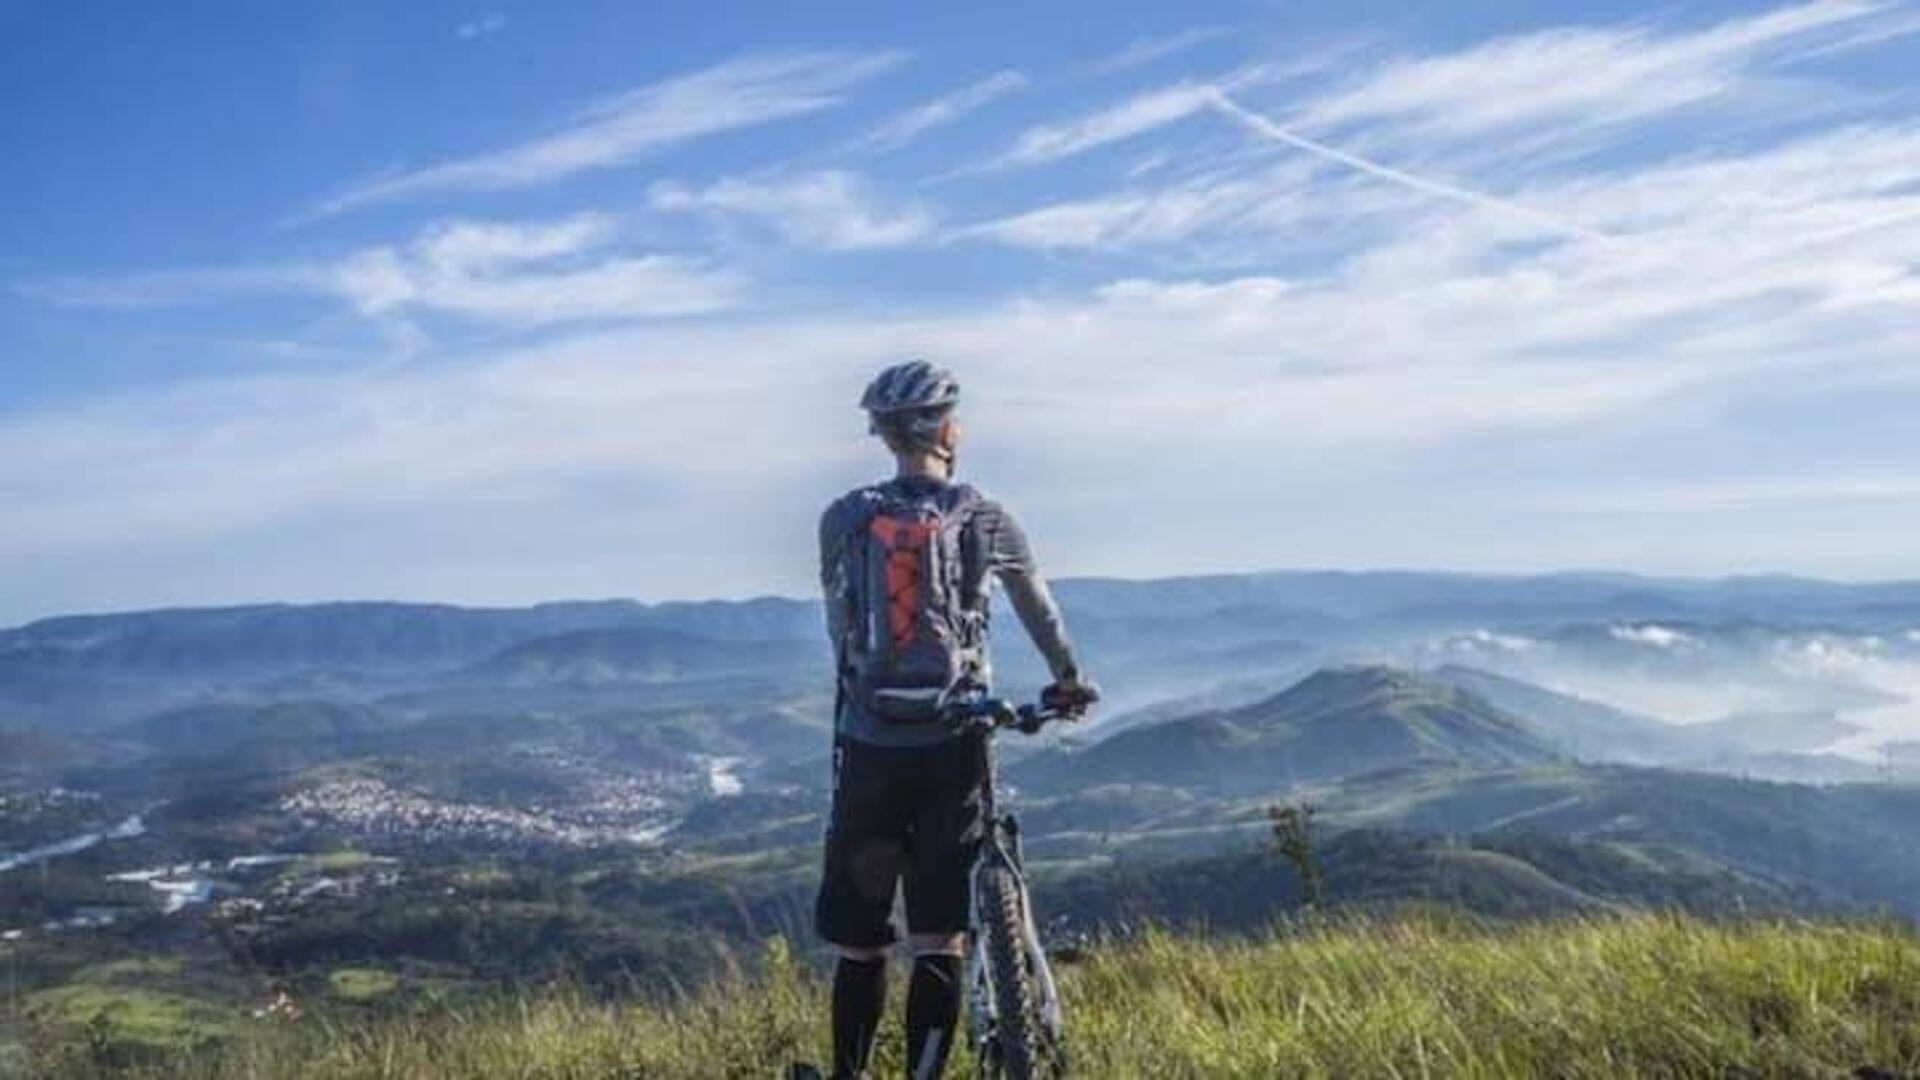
978, 863, 1045, 1079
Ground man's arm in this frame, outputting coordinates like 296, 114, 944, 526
819, 500, 855, 660
978, 501, 1081, 683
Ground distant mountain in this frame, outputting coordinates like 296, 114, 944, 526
1019, 665, 1559, 794
1055, 569, 1920, 626
0, 598, 821, 730
1318, 763, 1920, 915
125, 699, 393, 757
16, 569, 1920, 682
0, 598, 820, 680
1684, 710, 1863, 754
0, 726, 126, 782
12, 568, 1920, 735
1426, 664, 1700, 765
457, 627, 820, 686
1426, 665, 1893, 781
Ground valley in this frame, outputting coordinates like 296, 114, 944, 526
6, 569, 1920, 1068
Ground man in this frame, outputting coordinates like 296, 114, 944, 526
812, 360, 1097, 1079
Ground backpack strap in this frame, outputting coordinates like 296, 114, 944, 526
829, 486, 887, 670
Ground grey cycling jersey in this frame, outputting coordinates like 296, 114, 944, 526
819, 475, 1080, 747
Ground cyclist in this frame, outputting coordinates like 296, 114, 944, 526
813, 360, 1098, 1079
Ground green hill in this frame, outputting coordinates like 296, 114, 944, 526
27, 915, 1919, 1078
1317, 765, 1920, 916
1022, 665, 1558, 794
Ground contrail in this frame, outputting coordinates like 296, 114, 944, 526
1206, 89, 1611, 243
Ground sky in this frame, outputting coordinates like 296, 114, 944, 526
4, 0, 1920, 623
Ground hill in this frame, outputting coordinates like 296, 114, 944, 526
1037, 828, 1811, 929
1426, 663, 1701, 764
456, 627, 818, 686
27, 915, 1918, 1078
1021, 665, 1558, 793
1319, 764, 1920, 916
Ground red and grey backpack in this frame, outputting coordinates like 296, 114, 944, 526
838, 482, 988, 723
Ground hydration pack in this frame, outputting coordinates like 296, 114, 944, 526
838, 483, 987, 723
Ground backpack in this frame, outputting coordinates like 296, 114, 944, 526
837, 482, 988, 723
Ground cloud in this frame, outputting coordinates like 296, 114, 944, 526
965, 3, 1920, 257
1092, 27, 1231, 73
27, 214, 745, 326
6, 151, 1919, 613
10, 4, 1920, 617
649, 171, 934, 250
956, 174, 1276, 251
989, 82, 1218, 168
307, 50, 904, 216
455, 13, 508, 40
1298, 0, 1888, 141
985, 3, 1902, 178
855, 70, 1029, 152
1208, 92, 1609, 242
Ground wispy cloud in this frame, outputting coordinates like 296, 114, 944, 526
649, 171, 934, 250
330, 216, 743, 323
1208, 92, 1609, 242
1092, 27, 1230, 73
990, 82, 1218, 168
954, 170, 1287, 251
854, 70, 1028, 152
306, 50, 904, 217
27, 214, 745, 327
988, 3, 1900, 179
969, 2, 1911, 253
1299, 0, 1888, 140
11, 3, 1920, 615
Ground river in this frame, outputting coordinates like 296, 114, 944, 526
0, 814, 147, 874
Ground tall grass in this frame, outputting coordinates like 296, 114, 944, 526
36, 914, 1920, 1078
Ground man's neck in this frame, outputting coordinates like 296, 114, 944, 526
894, 454, 951, 481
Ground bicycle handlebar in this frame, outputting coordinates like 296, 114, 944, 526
944, 696, 1078, 735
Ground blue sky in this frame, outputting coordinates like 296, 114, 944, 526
4, 1, 1920, 622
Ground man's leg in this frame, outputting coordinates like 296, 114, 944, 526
815, 739, 909, 1080
831, 944, 889, 1079
901, 734, 987, 1080
905, 933, 965, 1080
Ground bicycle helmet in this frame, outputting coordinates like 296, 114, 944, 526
860, 360, 959, 449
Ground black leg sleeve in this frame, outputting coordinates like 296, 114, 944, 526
831, 955, 888, 1080
904, 953, 962, 1079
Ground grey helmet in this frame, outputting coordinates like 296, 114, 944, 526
860, 360, 959, 449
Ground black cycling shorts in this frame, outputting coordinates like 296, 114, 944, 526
814, 734, 987, 949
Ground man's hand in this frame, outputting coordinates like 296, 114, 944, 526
1042, 674, 1101, 717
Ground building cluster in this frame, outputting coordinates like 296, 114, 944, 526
278, 776, 676, 848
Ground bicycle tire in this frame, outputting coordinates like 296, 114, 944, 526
979, 863, 1044, 1079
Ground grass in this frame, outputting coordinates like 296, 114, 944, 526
327, 969, 400, 1002
305, 851, 388, 872
23, 983, 240, 1054
27, 913, 1920, 1078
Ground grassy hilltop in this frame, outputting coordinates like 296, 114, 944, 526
28, 914, 1920, 1079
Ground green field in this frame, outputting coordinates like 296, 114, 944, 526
28, 913, 1920, 1078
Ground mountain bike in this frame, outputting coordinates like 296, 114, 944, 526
945, 694, 1078, 1080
